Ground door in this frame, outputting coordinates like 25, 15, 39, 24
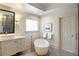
60, 14, 78, 55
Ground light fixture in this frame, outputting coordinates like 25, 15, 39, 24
15, 14, 21, 25
39, 13, 42, 15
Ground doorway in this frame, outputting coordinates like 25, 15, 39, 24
59, 14, 78, 55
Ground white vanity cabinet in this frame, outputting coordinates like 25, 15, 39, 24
0, 36, 26, 56
17, 38, 26, 52
0, 40, 17, 56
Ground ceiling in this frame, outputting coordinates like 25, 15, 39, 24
0, 3, 77, 16
0, 3, 26, 12
29, 3, 51, 11
0, 3, 45, 15
29, 3, 77, 11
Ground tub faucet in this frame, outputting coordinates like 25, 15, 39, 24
30, 34, 33, 52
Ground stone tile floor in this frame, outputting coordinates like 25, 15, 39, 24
13, 47, 77, 56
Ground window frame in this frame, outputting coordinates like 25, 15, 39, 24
25, 19, 39, 32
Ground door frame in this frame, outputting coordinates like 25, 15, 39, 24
59, 15, 78, 55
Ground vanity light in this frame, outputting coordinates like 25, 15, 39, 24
15, 14, 21, 25
15, 19, 20, 25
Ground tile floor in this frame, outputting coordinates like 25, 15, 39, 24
13, 47, 77, 56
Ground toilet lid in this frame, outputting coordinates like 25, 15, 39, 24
34, 39, 49, 47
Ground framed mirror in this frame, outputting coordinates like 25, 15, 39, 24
0, 9, 15, 34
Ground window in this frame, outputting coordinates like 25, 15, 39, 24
26, 19, 38, 31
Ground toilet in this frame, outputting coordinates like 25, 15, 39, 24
34, 39, 49, 55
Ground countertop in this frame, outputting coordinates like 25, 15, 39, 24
0, 35, 25, 41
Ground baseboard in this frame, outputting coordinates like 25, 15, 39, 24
62, 48, 75, 54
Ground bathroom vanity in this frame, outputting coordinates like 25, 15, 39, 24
0, 35, 26, 56
0, 9, 27, 56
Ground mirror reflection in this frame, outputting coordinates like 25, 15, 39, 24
0, 9, 15, 33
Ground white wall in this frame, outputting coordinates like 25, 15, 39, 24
41, 16, 59, 48
40, 4, 78, 49
17, 13, 41, 50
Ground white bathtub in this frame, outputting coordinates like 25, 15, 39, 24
34, 39, 49, 55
